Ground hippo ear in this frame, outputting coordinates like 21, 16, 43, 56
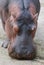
33, 13, 39, 21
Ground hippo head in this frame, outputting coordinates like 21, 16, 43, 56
3, 1, 38, 59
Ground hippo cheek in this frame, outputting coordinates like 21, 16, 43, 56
8, 35, 36, 60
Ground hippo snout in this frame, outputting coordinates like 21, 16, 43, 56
8, 35, 36, 60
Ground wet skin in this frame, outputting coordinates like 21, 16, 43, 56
0, 0, 40, 59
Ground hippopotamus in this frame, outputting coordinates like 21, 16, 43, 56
0, 0, 40, 59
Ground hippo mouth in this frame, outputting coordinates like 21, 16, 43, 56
9, 48, 36, 60
8, 34, 36, 60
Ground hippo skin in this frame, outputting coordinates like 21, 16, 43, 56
0, 0, 40, 60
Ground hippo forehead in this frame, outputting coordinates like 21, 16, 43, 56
9, 0, 33, 9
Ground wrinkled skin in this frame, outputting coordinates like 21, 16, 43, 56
0, 0, 40, 59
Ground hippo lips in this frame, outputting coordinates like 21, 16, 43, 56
8, 41, 36, 60
9, 47, 36, 60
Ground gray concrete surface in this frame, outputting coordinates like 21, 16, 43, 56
0, 0, 44, 65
